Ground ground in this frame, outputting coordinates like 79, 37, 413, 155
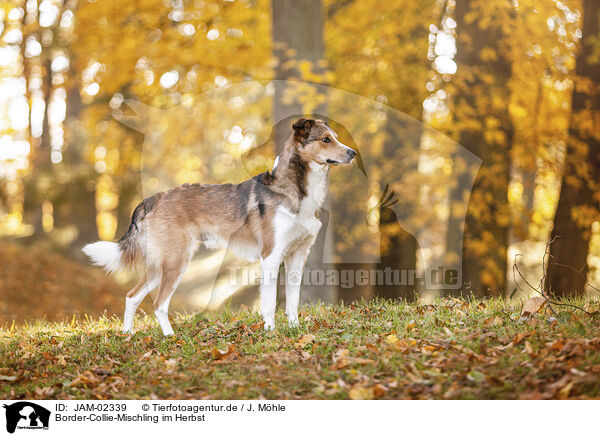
1, 298, 599, 400
0, 243, 127, 325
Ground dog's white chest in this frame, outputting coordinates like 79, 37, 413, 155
305, 161, 329, 211
276, 206, 321, 238
273, 206, 321, 260
275, 162, 327, 241
272, 163, 327, 255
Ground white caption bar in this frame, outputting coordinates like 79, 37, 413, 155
0, 400, 595, 435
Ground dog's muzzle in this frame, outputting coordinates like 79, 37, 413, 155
327, 149, 356, 165
344, 148, 356, 163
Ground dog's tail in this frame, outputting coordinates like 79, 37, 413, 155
82, 198, 153, 273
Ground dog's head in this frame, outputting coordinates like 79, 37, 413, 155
291, 118, 356, 166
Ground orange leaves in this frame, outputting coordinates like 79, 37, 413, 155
211, 344, 238, 363
3, 298, 600, 401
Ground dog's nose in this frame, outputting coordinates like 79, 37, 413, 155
346, 149, 356, 159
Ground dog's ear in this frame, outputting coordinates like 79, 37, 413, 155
292, 118, 315, 144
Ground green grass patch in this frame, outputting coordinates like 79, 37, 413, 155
1, 297, 599, 399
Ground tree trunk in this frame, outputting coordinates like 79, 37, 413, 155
272, 0, 325, 150
272, 0, 335, 304
55, 83, 99, 255
374, 117, 419, 300
446, 0, 514, 297
23, 55, 53, 236
545, 0, 600, 297
115, 177, 140, 237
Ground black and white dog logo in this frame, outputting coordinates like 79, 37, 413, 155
3, 402, 50, 433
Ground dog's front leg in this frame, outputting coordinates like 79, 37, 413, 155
260, 253, 282, 330
284, 247, 311, 328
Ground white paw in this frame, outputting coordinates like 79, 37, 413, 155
264, 320, 275, 331
287, 316, 299, 328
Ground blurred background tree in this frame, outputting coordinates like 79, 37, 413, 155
0, 0, 598, 324
546, 0, 600, 296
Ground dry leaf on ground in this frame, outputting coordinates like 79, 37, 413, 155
521, 296, 547, 316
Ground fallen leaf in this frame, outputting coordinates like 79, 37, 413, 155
92, 368, 111, 377
68, 372, 100, 388
0, 375, 17, 382
467, 370, 485, 383
297, 334, 315, 346
547, 339, 566, 352
365, 343, 379, 353
570, 368, 587, 377
34, 386, 54, 397
521, 296, 547, 316
560, 340, 584, 357
334, 349, 350, 359
386, 334, 399, 344
422, 345, 436, 354
524, 340, 536, 357
164, 359, 178, 371
331, 357, 349, 370
349, 385, 374, 400
298, 350, 311, 361
373, 383, 387, 398
270, 350, 301, 365
349, 357, 375, 365
512, 330, 535, 346
483, 316, 503, 326
443, 383, 461, 399
558, 381, 575, 398
211, 344, 237, 361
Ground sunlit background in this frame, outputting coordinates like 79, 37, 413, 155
0, 0, 598, 325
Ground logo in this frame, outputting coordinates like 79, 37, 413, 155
2, 402, 50, 434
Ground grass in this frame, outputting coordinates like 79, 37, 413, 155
1, 297, 599, 399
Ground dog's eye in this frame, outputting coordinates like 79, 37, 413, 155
322, 137, 331, 143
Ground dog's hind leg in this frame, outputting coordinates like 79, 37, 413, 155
123, 267, 160, 333
152, 240, 194, 336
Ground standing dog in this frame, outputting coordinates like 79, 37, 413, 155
83, 118, 356, 335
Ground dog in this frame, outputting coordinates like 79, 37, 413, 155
83, 118, 356, 335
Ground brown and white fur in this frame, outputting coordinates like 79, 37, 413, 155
83, 119, 356, 335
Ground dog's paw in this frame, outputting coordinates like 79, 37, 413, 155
287, 317, 299, 328
263, 320, 275, 331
